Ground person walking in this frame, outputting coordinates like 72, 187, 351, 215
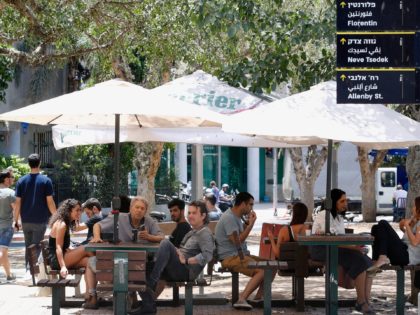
0, 171, 16, 281
14, 153, 56, 272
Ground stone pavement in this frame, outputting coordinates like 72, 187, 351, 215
1, 202, 419, 314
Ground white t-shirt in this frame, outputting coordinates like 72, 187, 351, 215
311, 210, 345, 235
393, 189, 407, 208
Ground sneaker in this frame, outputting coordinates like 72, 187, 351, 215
6, 273, 16, 281
233, 300, 253, 310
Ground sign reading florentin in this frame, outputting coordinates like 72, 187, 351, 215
337, 69, 419, 104
337, 32, 418, 68
337, 0, 419, 31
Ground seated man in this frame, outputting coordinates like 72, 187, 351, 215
83, 196, 164, 309
204, 193, 222, 221
72, 198, 105, 245
215, 192, 267, 310
219, 183, 233, 212
168, 198, 191, 247
129, 200, 215, 315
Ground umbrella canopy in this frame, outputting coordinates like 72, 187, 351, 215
0, 79, 223, 128
223, 81, 420, 149
153, 70, 265, 114
50, 71, 296, 149
52, 125, 295, 149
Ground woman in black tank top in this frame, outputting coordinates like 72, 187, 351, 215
268, 202, 308, 259
48, 199, 96, 306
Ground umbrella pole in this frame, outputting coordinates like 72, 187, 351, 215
325, 139, 332, 234
111, 114, 121, 244
325, 139, 333, 314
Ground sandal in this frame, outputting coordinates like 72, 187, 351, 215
355, 301, 375, 314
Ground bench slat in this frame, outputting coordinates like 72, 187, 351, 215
97, 260, 146, 271
96, 250, 146, 260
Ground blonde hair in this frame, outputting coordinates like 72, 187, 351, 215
130, 196, 149, 212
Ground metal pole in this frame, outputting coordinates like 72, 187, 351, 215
325, 140, 333, 234
191, 144, 203, 201
273, 148, 278, 216
114, 114, 120, 197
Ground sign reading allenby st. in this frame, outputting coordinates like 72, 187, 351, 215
337, 0, 420, 31
337, 69, 420, 104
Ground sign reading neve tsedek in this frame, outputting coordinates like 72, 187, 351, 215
336, 0, 420, 31
337, 32, 419, 68
337, 69, 420, 103
336, 0, 420, 104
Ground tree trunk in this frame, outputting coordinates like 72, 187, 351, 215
134, 142, 164, 211
357, 147, 387, 222
289, 145, 328, 221
406, 145, 420, 216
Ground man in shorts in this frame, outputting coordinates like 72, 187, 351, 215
0, 171, 16, 281
215, 192, 267, 310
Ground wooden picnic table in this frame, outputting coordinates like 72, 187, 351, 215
85, 242, 159, 315
296, 234, 373, 315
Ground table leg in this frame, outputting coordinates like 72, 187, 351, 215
396, 269, 405, 315
326, 245, 338, 315
263, 269, 272, 315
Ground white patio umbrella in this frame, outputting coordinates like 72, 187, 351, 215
52, 70, 278, 149
0, 79, 224, 197
223, 80, 420, 231
223, 81, 420, 149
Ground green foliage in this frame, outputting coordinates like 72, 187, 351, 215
0, 55, 14, 103
55, 143, 135, 207
0, 154, 30, 184
193, 0, 336, 93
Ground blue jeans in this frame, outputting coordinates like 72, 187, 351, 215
22, 222, 47, 270
149, 239, 189, 289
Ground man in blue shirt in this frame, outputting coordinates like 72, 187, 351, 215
15, 153, 56, 270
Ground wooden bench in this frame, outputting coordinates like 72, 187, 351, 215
380, 264, 420, 315
39, 240, 85, 304
28, 243, 81, 315
96, 250, 147, 315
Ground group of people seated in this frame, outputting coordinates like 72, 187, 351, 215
48, 189, 420, 315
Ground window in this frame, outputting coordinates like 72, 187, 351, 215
33, 130, 54, 167
380, 171, 395, 188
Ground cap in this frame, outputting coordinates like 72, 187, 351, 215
396, 184, 403, 190
82, 198, 102, 210
222, 183, 229, 188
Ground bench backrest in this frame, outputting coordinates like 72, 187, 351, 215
157, 221, 177, 236
96, 250, 147, 290
278, 242, 309, 278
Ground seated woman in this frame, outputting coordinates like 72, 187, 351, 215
370, 196, 420, 271
267, 202, 308, 259
48, 199, 95, 305
310, 189, 374, 315
129, 200, 214, 315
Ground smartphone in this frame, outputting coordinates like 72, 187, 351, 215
139, 224, 146, 231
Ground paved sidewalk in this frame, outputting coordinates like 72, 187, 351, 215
1, 202, 419, 314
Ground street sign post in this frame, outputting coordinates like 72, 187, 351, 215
337, 69, 420, 104
337, 0, 420, 104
